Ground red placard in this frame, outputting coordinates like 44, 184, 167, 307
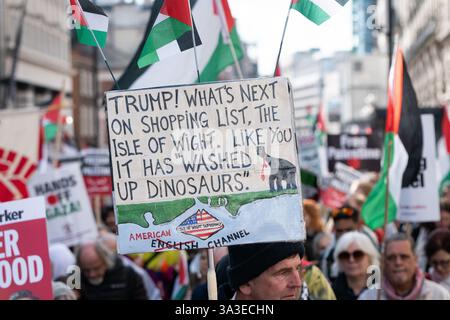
0, 197, 53, 300
320, 187, 347, 210
83, 176, 112, 196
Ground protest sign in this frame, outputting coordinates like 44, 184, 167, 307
321, 163, 363, 209
298, 134, 321, 176
398, 115, 440, 222
327, 133, 382, 172
0, 197, 53, 300
81, 148, 112, 196
106, 77, 305, 254
0, 109, 41, 202
27, 163, 98, 246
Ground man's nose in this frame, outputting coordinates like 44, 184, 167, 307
290, 271, 303, 287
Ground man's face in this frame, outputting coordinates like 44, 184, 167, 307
79, 247, 108, 286
439, 210, 450, 229
384, 240, 417, 290
239, 255, 302, 300
334, 219, 358, 239
442, 188, 450, 204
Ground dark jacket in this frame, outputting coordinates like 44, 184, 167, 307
81, 257, 147, 300
332, 273, 364, 300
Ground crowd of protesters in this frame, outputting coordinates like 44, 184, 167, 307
40, 179, 450, 301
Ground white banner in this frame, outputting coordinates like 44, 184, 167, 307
27, 163, 98, 246
398, 114, 440, 222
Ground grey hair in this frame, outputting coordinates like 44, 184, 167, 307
95, 237, 117, 269
334, 231, 380, 272
312, 232, 333, 257
385, 232, 415, 254
76, 238, 117, 270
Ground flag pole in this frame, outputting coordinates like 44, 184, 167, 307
52, 80, 66, 168
377, 136, 392, 301
188, 0, 217, 299
188, 0, 201, 83
207, 248, 218, 300
382, 140, 392, 237
214, 0, 243, 79
378, 42, 399, 300
73, 0, 120, 90
273, 0, 293, 77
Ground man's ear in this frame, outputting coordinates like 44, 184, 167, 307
238, 282, 252, 296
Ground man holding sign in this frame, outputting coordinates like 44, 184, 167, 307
228, 241, 305, 300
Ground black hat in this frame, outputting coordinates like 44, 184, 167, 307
227, 242, 304, 291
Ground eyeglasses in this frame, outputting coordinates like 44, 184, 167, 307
331, 207, 355, 218
430, 259, 450, 269
338, 250, 366, 262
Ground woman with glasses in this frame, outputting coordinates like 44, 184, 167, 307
425, 229, 450, 292
331, 231, 380, 300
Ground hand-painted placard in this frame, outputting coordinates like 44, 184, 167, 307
106, 77, 305, 254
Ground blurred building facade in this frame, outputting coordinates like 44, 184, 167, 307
286, 49, 387, 133
72, 42, 98, 147
394, 0, 450, 106
0, 0, 72, 109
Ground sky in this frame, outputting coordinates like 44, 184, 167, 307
227, 0, 354, 75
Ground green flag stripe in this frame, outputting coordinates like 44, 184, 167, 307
138, 17, 191, 68
76, 25, 107, 47
292, 0, 331, 25
362, 133, 397, 230
300, 169, 317, 187
200, 27, 243, 82
361, 177, 397, 230
44, 124, 58, 142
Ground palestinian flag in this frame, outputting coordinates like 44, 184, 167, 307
291, 0, 350, 25
203, 0, 243, 81
170, 251, 189, 300
362, 49, 423, 230
119, 0, 243, 89
438, 105, 450, 194
314, 104, 329, 177
42, 93, 66, 142
71, 0, 108, 48
137, 0, 201, 68
274, 63, 282, 77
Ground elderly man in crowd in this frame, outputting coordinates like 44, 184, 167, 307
227, 241, 304, 300
359, 233, 450, 300
76, 238, 147, 300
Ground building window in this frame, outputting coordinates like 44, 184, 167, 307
353, 61, 363, 72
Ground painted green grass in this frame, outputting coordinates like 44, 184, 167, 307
118, 189, 298, 227
117, 198, 196, 227
198, 189, 298, 216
